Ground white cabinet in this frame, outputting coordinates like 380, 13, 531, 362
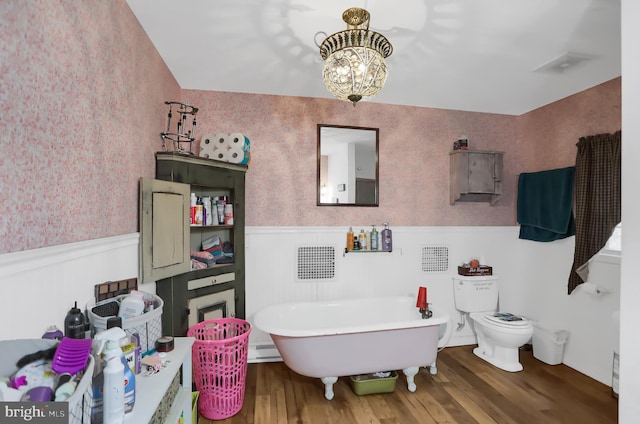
449, 150, 503, 205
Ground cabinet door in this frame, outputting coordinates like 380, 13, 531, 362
140, 178, 191, 283
467, 152, 497, 193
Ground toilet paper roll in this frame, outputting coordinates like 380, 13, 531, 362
199, 134, 217, 158
214, 133, 229, 149
214, 150, 228, 162
227, 145, 246, 164
578, 282, 610, 296
229, 133, 245, 147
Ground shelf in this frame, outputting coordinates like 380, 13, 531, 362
344, 248, 392, 256
190, 224, 233, 229
125, 337, 194, 424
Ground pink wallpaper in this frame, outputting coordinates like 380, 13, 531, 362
0, 0, 181, 253
182, 88, 587, 228
518, 78, 621, 172
0, 1, 621, 254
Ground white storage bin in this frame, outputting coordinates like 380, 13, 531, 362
532, 323, 569, 365
0, 339, 94, 424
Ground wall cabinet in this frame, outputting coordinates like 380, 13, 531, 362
140, 152, 247, 336
449, 150, 503, 205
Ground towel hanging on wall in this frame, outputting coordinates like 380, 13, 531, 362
517, 166, 576, 242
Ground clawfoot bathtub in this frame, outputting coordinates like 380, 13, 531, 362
254, 296, 451, 400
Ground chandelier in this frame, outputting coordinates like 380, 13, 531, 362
320, 8, 393, 106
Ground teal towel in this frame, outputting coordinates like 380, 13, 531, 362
517, 167, 576, 242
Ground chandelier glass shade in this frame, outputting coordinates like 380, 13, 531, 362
320, 8, 393, 105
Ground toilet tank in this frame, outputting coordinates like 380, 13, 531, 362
453, 275, 499, 313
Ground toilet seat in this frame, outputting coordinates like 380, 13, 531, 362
484, 313, 530, 327
470, 312, 532, 330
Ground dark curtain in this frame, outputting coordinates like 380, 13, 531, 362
568, 131, 621, 294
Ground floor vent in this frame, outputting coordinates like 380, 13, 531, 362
297, 246, 336, 281
422, 245, 449, 272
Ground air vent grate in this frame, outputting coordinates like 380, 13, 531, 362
422, 245, 449, 272
297, 246, 335, 281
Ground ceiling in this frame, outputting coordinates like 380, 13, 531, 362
126, 0, 621, 116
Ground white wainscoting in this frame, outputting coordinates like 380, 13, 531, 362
245, 226, 526, 362
245, 226, 620, 387
0, 234, 148, 340
0, 228, 619, 387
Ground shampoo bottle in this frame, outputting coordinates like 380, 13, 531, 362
381, 223, 392, 252
347, 227, 354, 251
370, 225, 378, 250
359, 229, 368, 250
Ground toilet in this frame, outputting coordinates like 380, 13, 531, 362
453, 275, 533, 372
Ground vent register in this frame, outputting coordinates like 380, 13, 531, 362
297, 246, 336, 280
295, 244, 448, 281
422, 245, 449, 273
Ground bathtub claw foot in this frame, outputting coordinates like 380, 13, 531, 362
321, 377, 338, 400
402, 367, 419, 392
429, 360, 438, 375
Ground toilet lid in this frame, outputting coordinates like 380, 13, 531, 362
483, 312, 530, 327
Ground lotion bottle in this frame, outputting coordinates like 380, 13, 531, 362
381, 223, 392, 252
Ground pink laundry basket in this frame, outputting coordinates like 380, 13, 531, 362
187, 318, 252, 420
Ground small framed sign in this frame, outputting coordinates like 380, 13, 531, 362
337, 184, 346, 192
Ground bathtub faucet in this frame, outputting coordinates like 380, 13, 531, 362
419, 305, 433, 319
416, 286, 432, 319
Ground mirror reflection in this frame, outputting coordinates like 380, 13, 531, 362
317, 124, 379, 206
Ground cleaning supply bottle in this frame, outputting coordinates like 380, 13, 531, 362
370, 225, 378, 251
94, 327, 127, 424
381, 223, 393, 252
347, 227, 354, 251
93, 327, 136, 423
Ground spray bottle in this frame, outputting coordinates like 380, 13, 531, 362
93, 327, 136, 424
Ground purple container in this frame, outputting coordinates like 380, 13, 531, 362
22, 386, 53, 402
42, 326, 63, 340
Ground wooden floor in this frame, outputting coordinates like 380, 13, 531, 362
198, 346, 618, 424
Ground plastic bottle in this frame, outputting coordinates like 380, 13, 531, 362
64, 301, 86, 339
347, 227, 354, 251
370, 225, 378, 251
216, 197, 226, 224
95, 327, 127, 424
359, 229, 368, 250
190, 193, 197, 225
118, 291, 145, 319
381, 223, 393, 252
42, 325, 63, 340
202, 196, 212, 226
194, 197, 203, 225
224, 204, 234, 225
